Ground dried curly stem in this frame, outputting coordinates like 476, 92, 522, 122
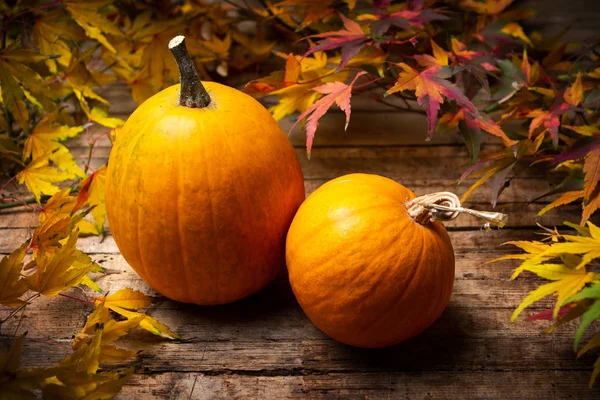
406, 192, 508, 228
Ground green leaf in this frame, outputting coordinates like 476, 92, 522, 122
567, 283, 600, 303
575, 300, 600, 349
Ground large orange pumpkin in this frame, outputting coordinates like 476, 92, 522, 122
105, 36, 305, 305
286, 173, 456, 348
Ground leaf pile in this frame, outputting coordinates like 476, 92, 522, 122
0, 192, 178, 398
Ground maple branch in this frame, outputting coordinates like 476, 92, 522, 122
370, 97, 426, 115
0, 197, 37, 210
169, 36, 211, 108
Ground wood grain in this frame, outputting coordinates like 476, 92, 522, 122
119, 371, 598, 400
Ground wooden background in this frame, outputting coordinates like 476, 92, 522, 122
2, 1, 600, 398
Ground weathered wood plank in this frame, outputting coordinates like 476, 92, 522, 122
0, 227, 542, 255
0, 198, 580, 231
118, 370, 600, 399
1, 302, 593, 373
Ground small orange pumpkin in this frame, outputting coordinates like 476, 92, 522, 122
285, 173, 456, 348
105, 36, 305, 305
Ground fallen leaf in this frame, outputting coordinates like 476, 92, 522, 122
0, 243, 29, 307
99, 288, 152, 311
25, 231, 96, 296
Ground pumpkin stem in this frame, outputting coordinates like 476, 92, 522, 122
169, 35, 211, 108
406, 192, 508, 229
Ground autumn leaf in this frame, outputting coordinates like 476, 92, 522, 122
30, 210, 87, 254
538, 222, 600, 269
538, 190, 584, 216
89, 107, 126, 129
527, 102, 570, 146
39, 189, 98, 236
564, 73, 584, 106
501, 23, 533, 46
95, 289, 179, 339
74, 300, 143, 351
459, 0, 515, 14
249, 51, 350, 122
584, 148, 600, 201
0, 59, 29, 132
16, 155, 73, 203
64, 0, 123, 54
25, 231, 97, 296
290, 72, 366, 158
283, 54, 301, 85
511, 265, 597, 321
384, 40, 510, 143
0, 243, 29, 307
33, 9, 85, 73
99, 288, 153, 310
75, 165, 107, 233
275, 0, 337, 27
109, 305, 180, 339
304, 14, 371, 70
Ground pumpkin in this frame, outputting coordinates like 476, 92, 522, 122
285, 173, 457, 348
105, 36, 305, 305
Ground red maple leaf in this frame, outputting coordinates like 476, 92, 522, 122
527, 102, 570, 146
290, 72, 366, 158
303, 14, 371, 70
386, 62, 481, 138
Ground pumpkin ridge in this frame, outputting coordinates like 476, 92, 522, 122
173, 133, 193, 302
115, 125, 150, 283
361, 227, 426, 339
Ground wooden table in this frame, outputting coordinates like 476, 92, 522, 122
1, 84, 598, 399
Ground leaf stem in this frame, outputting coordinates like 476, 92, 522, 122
0, 197, 37, 210
0, 293, 40, 325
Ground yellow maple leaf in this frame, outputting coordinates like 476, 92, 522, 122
16, 155, 73, 203
64, 0, 123, 54
25, 231, 96, 296
501, 22, 533, 46
98, 288, 152, 310
33, 9, 85, 73
0, 243, 29, 307
24, 116, 83, 160
77, 165, 107, 233
74, 300, 143, 350
89, 107, 125, 129
98, 344, 138, 364
60, 328, 103, 375
512, 268, 597, 321
0, 47, 56, 113
460, 0, 515, 15
541, 222, 600, 268
40, 188, 98, 236
108, 305, 180, 339
0, 60, 29, 132
130, 19, 181, 94
564, 72, 584, 106
538, 190, 584, 216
